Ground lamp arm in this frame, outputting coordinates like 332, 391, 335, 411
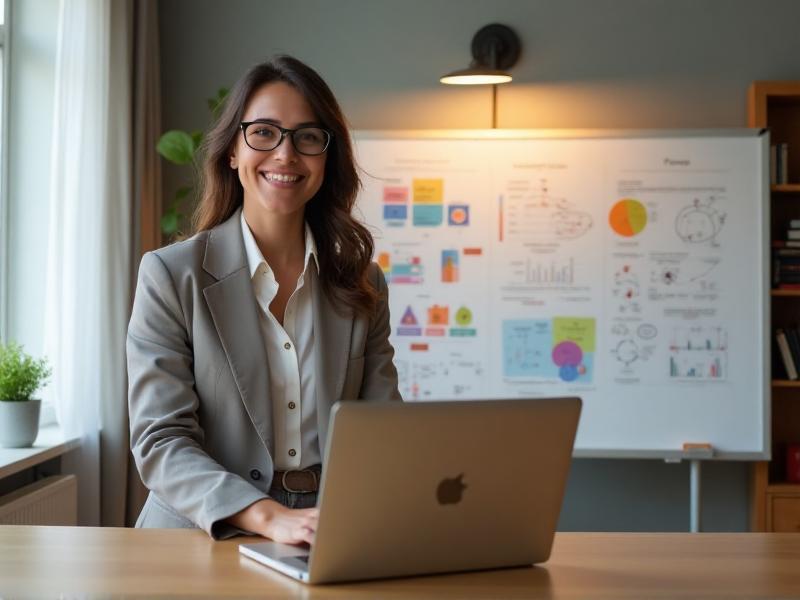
487, 38, 499, 69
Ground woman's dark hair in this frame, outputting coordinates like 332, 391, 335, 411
193, 55, 377, 315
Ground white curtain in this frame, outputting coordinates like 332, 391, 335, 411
44, 0, 131, 526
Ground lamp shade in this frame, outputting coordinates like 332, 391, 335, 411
439, 68, 513, 85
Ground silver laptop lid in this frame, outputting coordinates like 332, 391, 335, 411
308, 397, 581, 584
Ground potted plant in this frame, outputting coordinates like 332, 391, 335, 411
0, 341, 52, 448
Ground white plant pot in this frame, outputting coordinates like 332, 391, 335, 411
0, 399, 42, 448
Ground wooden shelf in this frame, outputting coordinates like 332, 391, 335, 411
772, 184, 800, 193
766, 483, 800, 493
771, 289, 800, 297
772, 380, 800, 387
0, 424, 80, 480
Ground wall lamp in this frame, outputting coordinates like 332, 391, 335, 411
439, 24, 521, 127
440, 24, 521, 85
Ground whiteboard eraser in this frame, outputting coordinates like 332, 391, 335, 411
682, 443, 714, 459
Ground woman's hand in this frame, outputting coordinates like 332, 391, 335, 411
227, 498, 319, 545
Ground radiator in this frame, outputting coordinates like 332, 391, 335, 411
0, 475, 78, 525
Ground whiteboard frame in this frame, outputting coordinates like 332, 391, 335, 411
353, 128, 770, 461
355, 128, 765, 141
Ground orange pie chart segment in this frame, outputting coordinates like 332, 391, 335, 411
609, 199, 647, 237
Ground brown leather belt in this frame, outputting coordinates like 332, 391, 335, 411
270, 465, 322, 494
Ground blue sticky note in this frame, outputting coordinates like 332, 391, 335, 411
384, 204, 408, 220
413, 205, 443, 227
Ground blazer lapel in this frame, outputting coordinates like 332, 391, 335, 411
202, 209, 273, 455
312, 270, 353, 457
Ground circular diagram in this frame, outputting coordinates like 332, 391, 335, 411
455, 306, 473, 326
614, 339, 639, 366
609, 198, 648, 237
552, 341, 585, 382
675, 198, 725, 245
551, 209, 593, 239
637, 323, 658, 340
449, 207, 468, 225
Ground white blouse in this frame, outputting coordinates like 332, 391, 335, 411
240, 211, 321, 471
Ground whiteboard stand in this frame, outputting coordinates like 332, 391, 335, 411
690, 460, 702, 532
682, 444, 714, 532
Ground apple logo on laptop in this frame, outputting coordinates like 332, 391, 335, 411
437, 473, 467, 505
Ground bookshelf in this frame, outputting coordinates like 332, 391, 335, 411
749, 81, 800, 532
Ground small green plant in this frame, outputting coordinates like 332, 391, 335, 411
157, 87, 229, 237
0, 341, 52, 402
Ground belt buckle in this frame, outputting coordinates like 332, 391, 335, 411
281, 469, 318, 494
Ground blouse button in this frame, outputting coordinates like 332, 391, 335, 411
284, 342, 291, 350
249, 469, 261, 481
288, 401, 296, 410
288, 449, 296, 457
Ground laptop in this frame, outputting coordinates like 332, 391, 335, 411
239, 397, 581, 584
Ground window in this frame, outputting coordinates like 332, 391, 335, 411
0, 0, 7, 342
2, 0, 59, 426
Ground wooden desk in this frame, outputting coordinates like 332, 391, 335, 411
1, 526, 799, 598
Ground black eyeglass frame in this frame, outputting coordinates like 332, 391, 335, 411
239, 120, 334, 156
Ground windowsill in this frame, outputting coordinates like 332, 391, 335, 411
0, 423, 81, 479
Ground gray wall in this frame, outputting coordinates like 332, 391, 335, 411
158, 0, 800, 532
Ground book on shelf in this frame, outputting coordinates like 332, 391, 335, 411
786, 329, 800, 372
773, 240, 800, 249
773, 273, 800, 286
773, 268, 800, 287
771, 144, 777, 185
786, 218, 800, 239
776, 329, 798, 380
770, 143, 790, 185
775, 257, 800, 266
782, 143, 789, 185
771, 242, 800, 285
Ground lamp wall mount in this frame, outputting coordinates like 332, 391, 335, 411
470, 24, 521, 71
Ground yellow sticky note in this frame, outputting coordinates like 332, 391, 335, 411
413, 179, 443, 203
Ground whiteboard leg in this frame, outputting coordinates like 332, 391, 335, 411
690, 460, 701, 533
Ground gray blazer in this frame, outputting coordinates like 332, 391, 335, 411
127, 208, 401, 539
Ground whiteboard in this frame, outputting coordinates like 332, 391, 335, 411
353, 130, 769, 460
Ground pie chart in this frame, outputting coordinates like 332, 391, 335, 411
609, 198, 647, 237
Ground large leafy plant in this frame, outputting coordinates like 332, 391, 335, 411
0, 341, 52, 402
157, 87, 229, 237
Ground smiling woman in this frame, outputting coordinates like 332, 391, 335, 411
231, 81, 328, 242
194, 57, 377, 315
126, 55, 402, 543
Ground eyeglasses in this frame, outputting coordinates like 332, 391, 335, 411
239, 121, 333, 156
